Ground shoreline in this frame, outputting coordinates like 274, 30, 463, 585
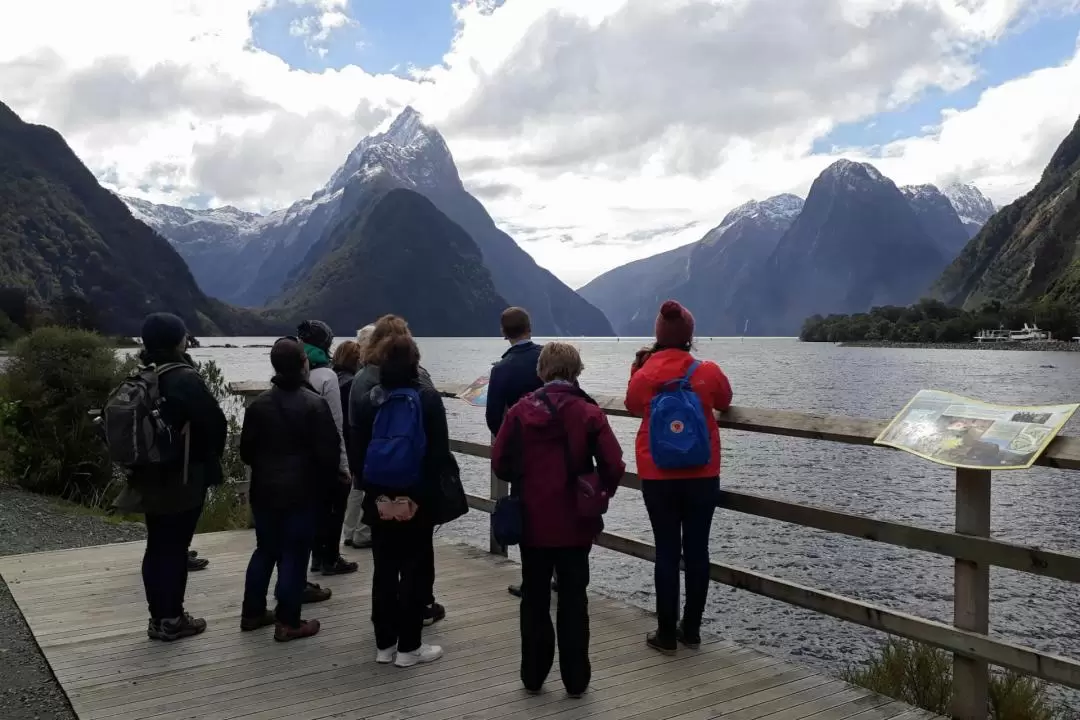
837, 340, 1080, 352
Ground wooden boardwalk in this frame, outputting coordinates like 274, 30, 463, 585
0, 530, 934, 720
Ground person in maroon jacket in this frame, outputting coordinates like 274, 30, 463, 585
491, 342, 626, 699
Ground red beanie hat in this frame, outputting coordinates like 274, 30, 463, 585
655, 300, 694, 347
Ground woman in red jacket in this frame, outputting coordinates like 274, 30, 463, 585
624, 300, 733, 655
492, 342, 625, 698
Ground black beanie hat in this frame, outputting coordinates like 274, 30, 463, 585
141, 313, 188, 351
297, 320, 333, 351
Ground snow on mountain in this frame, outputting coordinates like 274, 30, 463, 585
942, 182, 995, 233
703, 194, 804, 246
823, 159, 888, 186
123, 196, 265, 250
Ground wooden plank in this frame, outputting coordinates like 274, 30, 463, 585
661, 678, 850, 720
951, 468, 991, 720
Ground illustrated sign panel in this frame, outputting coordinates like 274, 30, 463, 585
459, 375, 489, 407
874, 389, 1078, 470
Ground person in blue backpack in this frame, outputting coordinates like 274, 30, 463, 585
624, 300, 733, 655
349, 333, 449, 668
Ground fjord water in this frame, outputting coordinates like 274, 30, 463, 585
196, 337, 1080, 692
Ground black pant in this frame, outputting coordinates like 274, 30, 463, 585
313, 482, 350, 564
419, 524, 435, 606
142, 505, 203, 620
371, 520, 432, 653
243, 506, 316, 627
520, 546, 591, 695
641, 477, 718, 638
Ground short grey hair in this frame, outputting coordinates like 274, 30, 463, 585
356, 324, 376, 352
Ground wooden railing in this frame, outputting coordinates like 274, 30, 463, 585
230, 380, 1080, 720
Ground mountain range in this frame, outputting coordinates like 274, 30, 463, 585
582, 161, 995, 336
128, 107, 613, 337
0, 101, 271, 337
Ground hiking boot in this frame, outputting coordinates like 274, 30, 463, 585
677, 622, 701, 649
423, 602, 446, 627
646, 630, 677, 656
274, 619, 320, 642
240, 611, 276, 632
188, 550, 199, 559
310, 558, 322, 573
321, 556, 359, 576
508, 584, 522, 598
394, 644, 443, 668
187, 556, 210, 572
302, 582, 332, 604
149, 613, 207, 642
375, 646, 397, 664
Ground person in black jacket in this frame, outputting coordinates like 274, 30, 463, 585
114, 313, 227, 642
238, 338, 341, 642
349, 334, 448, 668
485, 307, 544, 598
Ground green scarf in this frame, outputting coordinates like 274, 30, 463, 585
303, 343, 330, 368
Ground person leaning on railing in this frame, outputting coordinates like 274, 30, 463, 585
624, 300, 733, 655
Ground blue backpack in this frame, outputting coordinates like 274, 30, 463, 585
648, 360, 711, 470
363, 388, 427, 488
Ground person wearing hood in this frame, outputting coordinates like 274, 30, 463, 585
115, 313, 227, 642
297, 320, 358, 577
491, 342, 625, 698
239, 337, 340, 642
624, 300, 733, 655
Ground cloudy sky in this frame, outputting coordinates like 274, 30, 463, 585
2, 0, 1080, 288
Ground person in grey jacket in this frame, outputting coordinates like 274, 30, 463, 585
297, 320, 358, 577
341, 325, 376, 549
348, 314, 444, 627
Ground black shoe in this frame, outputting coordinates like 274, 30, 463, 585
240, 610, 276, 632
423, 602, 446, 627
310, 558, 322, 573
321, 557, 359, 576
149, 613, 207, 642
188, 550, 199, 559
508, 584, 522, 598
677, 622, 701, 649
646, 630, 677, 656
302, 582, 332, 604
187, 556, 210, 572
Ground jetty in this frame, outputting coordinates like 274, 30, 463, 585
4, 382, 1080, 720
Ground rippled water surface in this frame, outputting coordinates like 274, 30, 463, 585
194, 337, 1080, 703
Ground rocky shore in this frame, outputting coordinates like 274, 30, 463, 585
839, 340, 1080, 352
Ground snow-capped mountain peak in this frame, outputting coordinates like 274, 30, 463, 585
822, 159, 888, 186
942, 182, 995, 227
704, 194, 804, 246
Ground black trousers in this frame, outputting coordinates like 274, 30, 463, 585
520, 546, 591, 695
313, 482, 350, 564
371, 520, 433, 653
142, 505, 203, 620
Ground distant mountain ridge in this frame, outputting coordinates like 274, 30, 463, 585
129, 107, 613, 336
942, 182, 996, 238
0, 101, 272, 336
901, 183, 971, 258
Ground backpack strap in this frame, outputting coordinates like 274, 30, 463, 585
536, 390, 594, 488
680, 360, 702, 386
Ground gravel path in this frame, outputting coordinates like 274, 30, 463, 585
0, 483, 146, 720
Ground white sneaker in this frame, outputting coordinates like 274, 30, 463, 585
375, 646, 397, 664
394, 644, 443, 668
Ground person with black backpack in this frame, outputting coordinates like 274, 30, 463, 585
108, 313, 227, 642
238, 338, 341, 642
349, 333, 448, 668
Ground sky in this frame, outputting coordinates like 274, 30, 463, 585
2, 0, 1080, 289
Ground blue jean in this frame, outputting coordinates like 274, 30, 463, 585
641, 477, 719, 638
243, 506, 317, 627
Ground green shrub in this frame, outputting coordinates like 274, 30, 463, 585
844, 639, 1063, 719
0, 327, 129, 500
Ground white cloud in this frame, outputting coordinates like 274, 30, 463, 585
0, 0, 1078, 288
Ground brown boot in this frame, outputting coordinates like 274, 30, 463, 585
240, 611, 276, 632
274, 619, 321, 642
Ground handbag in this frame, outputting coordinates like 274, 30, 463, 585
537, 391, 610, 519
432, 457, 469, 525
492, 488, 523, 546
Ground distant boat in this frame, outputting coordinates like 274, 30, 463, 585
974, 323, 1050, 343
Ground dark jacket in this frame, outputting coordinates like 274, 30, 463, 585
115, 351, 228, 515
349, 377, 451, 527
491, 382, 625, 548
486, 341, 544, 436
335, 367, 356, 456
349, 362, 434, 441
239, 378, 341, 510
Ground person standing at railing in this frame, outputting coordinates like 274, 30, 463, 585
350, 333, 449, 668
486, 306, 544, 598
491, 342, 625, 699
349, 315, 446, 628
341, 325, 375, 550
238, 337, 340, 642
624, 300, 733, 655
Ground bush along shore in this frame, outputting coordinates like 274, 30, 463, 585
839, 340, 1080, 351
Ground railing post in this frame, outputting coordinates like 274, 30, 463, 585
952, 467, 991, 720
489, 434, 508, 556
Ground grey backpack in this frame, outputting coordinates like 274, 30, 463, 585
103, 363, 187, 471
